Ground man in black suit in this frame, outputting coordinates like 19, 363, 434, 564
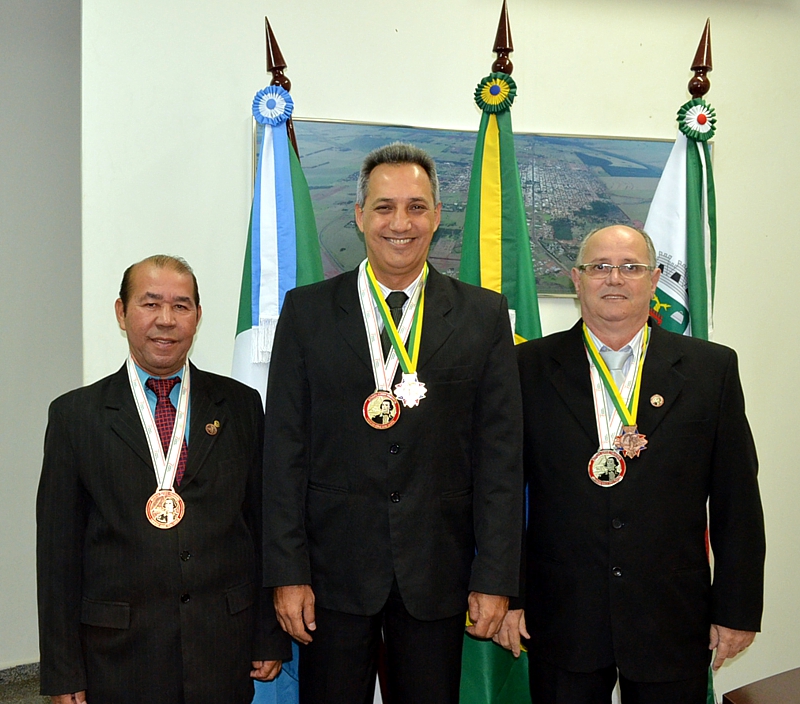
498, 225, 765, 703
37, 255, 289, 703
263, 143, 523, 704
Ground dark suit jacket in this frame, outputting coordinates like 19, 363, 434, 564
37, 363, 290, 703
263, 266, 523, 620
517, 321, 765, 682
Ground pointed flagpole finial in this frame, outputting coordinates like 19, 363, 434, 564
264, 17, 298, 154
265, 17, 290, 91
688, 19, 712, 99
492, 0, 514, 75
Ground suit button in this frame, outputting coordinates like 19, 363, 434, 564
390, 492, 401, 503
180, 593, 191, 603
180, 550, 192, 561
611, 519, 624, 530
389, 444, 401, 454
611, 567, 623, 578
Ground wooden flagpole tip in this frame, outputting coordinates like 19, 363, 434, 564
265, 17, 291, 91
688, 19, 712, 99
492, 0, 514, 74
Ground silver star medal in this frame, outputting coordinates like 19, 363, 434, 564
394, 373, 427, 408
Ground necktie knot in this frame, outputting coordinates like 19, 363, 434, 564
385, 292, 408, 321
146, 376, 181, 399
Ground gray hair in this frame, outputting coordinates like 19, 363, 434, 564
575, 225, 657, 268
355, 142, 440, 207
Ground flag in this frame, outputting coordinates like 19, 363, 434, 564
233, 83, 323, 704
232, 84, 323, 402
645, 98, 717, 340
459, 72, 542, 343
457, 69, 538, 704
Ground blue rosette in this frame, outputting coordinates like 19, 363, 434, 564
252, 85, 294, 126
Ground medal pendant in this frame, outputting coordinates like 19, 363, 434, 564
146, 489, 185, 529
614, 425, 648, 459
394, 373, 427, 408
363, 391, 400, 429
588, 450, 626, 487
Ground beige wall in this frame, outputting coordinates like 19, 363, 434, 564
2, 0, 793, 689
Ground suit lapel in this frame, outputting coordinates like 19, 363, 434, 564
106, 365, 153, 470
637, 325, 685, 436
417, 267, 455, 370
182, 364, 226, 489
548, 322, 598, 444
334, 269, 372, 371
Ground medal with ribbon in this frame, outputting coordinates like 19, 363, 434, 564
357, 260, 427, 429
583, 325, 650, 486
126, 356, 190, 528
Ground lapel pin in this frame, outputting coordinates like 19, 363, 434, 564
205, 421, 220, 436
650, 394, 664, 408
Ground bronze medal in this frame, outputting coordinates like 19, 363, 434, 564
614, 425, 648, 459
146, 489, 185, 529
588, 450, 626, 487
363, 391, 400, 429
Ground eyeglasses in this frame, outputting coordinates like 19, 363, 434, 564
577, 263, 654, 279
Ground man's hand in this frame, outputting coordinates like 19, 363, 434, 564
274, 584, 316, 644
493, 608, 529, 657
709, 624, 756, 671
251, 660, 282, 681
51, 693, 87, 704
466, 592, 509, 640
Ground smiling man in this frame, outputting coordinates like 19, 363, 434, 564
501, 225, 765, 704
37, 255, 289, 703
263, 143, 523, 704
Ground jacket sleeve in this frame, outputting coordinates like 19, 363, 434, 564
243, 386, 291, 661
36, 396, 90, 696
262, 292, 314, 588
467, 295, 525, 598
708, 349, 766, 631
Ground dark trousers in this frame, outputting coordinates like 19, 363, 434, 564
529, 659, 709, 704
299, 586, 465, 704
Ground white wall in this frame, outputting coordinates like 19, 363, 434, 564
15, 0, 793, 692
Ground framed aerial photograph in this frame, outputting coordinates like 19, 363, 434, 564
256, 119, 674, 295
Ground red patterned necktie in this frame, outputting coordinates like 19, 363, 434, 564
145, 377, 188, 486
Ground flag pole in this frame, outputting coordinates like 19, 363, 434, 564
265, 17, 299, 156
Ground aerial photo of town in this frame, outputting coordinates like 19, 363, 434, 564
287, 119, 673, 295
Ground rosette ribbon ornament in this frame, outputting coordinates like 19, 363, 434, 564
252, 85, 294, 126
678, 98, 716, 142
474, 72, 517, 114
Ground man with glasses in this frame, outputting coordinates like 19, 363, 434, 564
497, 225, 765, 703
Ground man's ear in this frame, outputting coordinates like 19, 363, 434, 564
114, 298, 127, 331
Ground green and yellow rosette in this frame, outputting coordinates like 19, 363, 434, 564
474, 72, 517, 114
677, 98, 716, 142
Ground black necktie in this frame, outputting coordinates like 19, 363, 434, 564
381, 291, 408, 357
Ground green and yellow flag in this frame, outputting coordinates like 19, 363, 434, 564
458, 70, 537, 704
459, 72, 542, 343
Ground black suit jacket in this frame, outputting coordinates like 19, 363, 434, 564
517, 321, 765, 681
37, 363, 289, 703
263, 266, 523, 620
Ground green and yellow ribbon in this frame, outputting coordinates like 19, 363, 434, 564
365, 262, 427, 375
582, 323, 649, 426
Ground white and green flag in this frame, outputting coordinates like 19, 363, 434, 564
645, 98, 717, 340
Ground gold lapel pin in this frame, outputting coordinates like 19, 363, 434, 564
650, 394, 664, 408
205, 421, 220, 436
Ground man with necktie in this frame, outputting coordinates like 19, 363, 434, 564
498, 225, 766, 703
263, 143, 524, 704
37, 255, 289, 703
